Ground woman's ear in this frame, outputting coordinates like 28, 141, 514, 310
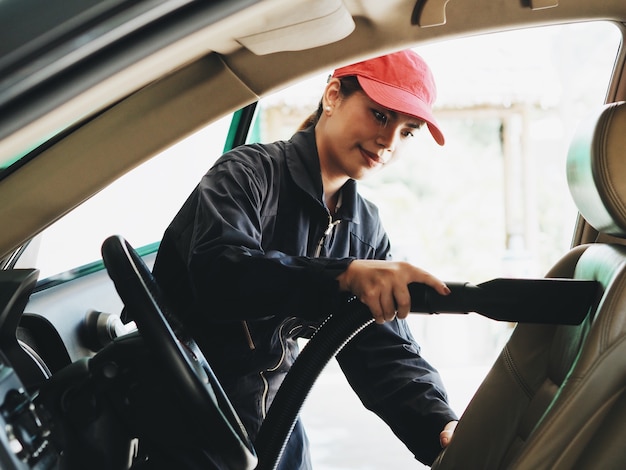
323, 78, 342, 112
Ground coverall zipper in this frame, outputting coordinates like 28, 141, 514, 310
314, 214, 341, 258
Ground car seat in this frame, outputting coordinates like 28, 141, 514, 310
431, 101, 626, 470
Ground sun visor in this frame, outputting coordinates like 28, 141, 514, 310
236, 0, 355, 55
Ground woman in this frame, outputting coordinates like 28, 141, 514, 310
153, 49, 458, 469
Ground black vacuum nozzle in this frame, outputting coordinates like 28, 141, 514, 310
409, 278, 601, 325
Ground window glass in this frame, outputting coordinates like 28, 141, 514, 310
252, 22, 621, 469
31, 115, 231, 278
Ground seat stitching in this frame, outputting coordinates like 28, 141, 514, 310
503, 344, 533, 399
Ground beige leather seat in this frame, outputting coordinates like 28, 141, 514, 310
432, 101, 626, 470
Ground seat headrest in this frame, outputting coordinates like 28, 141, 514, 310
567, 101, 626, 237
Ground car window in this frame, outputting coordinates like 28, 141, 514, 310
28, 115, 232, 279
249, 21, 621, 468
30, 22, 620, 286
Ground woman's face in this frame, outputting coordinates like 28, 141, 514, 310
317, 81, 423, 182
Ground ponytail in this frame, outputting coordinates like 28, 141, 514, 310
298, 101, 323, 131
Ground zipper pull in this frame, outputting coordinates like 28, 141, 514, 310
324, 220, 336, 236
315, 215, 341, 257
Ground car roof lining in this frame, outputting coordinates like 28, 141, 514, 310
5, 1, 624, 163
0, 53, 256, 258
1, 0, 626, 258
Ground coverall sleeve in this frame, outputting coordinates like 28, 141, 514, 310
335, 229, 458, 466
182, 154, 352, 322
336, 320, 458, 465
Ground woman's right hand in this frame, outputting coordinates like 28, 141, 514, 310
336, 260, 450, 324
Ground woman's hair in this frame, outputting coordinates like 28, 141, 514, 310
298, 76, 362, 131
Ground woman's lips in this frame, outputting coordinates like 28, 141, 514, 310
359, 147, 384, 167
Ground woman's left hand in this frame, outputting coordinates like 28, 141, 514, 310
440, 420, 458, 447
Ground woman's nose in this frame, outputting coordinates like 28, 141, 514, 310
377, 127, 400, 153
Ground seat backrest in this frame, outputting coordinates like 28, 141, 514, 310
432, 101, 626, 470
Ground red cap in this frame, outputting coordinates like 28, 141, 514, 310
332, 50, 444, 146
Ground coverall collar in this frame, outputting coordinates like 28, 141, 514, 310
286, 126, 360, 224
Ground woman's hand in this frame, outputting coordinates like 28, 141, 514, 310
336, 260, 450, 324
440, 420, 458, 447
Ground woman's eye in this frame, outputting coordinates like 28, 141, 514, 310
372, 109, 387, 125
402, 130, 415, 138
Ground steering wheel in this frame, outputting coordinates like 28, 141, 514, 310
101, 235, 257, 469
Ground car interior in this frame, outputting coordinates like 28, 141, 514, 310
2, 0, 626, 469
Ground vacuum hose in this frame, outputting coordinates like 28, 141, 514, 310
253, 296, 373, 470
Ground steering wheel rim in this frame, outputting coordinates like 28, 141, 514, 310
101, 235, 257, 469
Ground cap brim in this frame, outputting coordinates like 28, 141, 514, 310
357, 76, 445, 146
